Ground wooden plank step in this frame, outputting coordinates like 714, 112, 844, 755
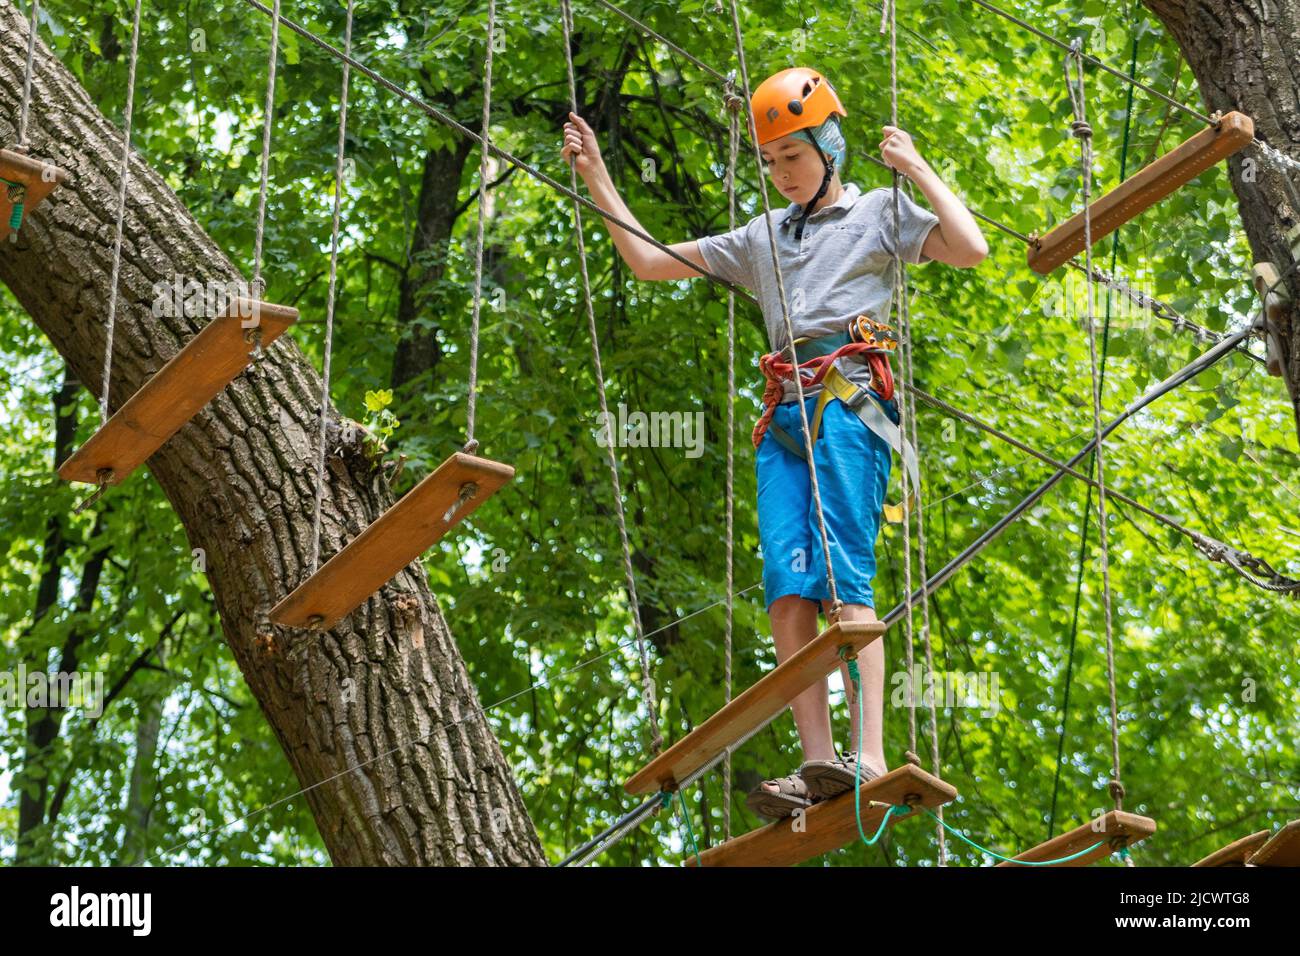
994, 811, 1156, 866
687, 764, 956, 867
624, 620, 886, 796
1027, 111, 1254, 275
0, 148, 71, 242
1191, 830, 1271, 868
269, 451, 514, 630
1246, 820, 1300, 867
58, 298, 298, 485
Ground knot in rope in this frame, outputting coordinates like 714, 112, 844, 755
1064, 38, 1089, 132
826, 598, 844, 625
73, 468, 114, 515
1108, 778, 1126, 804
904, 750, 922, 768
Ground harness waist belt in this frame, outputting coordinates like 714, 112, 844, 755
766, 364, 919, 524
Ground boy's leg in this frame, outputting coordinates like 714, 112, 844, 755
765, 595, 838, 774
823, 601, 888, 776
799, 398, 892, 610
755, 398, 839, 797
801, 395, 897, 775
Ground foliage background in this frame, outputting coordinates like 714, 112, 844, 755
2, 0, 1297, 866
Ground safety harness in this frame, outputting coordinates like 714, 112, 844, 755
753, 314, 919, 523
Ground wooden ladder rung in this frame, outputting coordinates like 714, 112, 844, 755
1028, 111, 1255, 275
0, 148, 71, 242
58, 298, 298, 485
269, 451, 515, 631
994, 810, 1156, 866
687, 764, 956, 867
1246, 820, 1300, 867
1192, 829, 1271, 867
624, 620, 886, 796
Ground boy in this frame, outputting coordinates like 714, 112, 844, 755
561, 67, 986, 819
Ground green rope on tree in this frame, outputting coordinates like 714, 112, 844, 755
3, 179, 24, 232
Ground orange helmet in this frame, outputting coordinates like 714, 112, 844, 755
750, 67, 847, 147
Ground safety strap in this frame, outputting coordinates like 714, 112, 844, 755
793, 331, 853, 362
2, 178, 25, 232
767, 364, 919, 523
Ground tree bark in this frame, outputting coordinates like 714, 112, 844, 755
1143, 0, 1300, 437
0, 1, 544, 866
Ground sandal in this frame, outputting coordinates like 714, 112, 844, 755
745, 771, 821, 820
799, 752, 883, 800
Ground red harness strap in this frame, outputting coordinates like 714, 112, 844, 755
751, 342, 894, 450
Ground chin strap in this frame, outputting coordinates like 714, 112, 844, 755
792, 137, 837, 241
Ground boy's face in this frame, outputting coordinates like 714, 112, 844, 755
759, 133, 829, 205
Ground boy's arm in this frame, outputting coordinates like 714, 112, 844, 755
563, 111, 711, 281
880, 126, 989, 269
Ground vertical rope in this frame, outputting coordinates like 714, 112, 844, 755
559, 0, 662, 756
310, 0, 354, 574
1050, 31, 1140, 840
1066, 40, 1123, 815
16, 0, 40, 150
881, 0, 919, 769
722, 74, 743, 843
884, 0, 945, 865
724, 0, 842, 616
464, 0, 497, 455
99, 0, 144, 428
252, 0, 282, 299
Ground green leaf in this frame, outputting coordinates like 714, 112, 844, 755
1218, 436, 1243, 461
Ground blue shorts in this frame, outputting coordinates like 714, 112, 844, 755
755, 391, 899, 612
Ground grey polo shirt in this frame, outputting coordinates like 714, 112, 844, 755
697, 181, 940, 403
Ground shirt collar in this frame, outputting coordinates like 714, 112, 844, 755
779, 181, 861, 227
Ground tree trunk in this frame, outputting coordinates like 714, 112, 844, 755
18, 506, 108, 861
390, 130, 475, 394
1143, 0, 1300, 437
15, 369, 79, 863
116, 640, 166, 868
0, 1, 544, 866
